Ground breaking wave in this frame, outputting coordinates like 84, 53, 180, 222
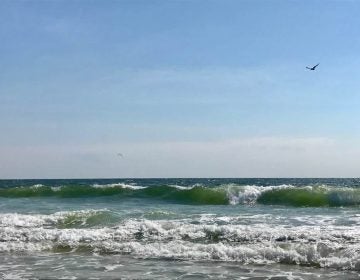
0, 211, 360, 270
1, 183, 360, 207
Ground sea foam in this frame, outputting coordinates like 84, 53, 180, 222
0, 211, 360, 270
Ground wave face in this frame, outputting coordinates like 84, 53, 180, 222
0, 184, 228, 205
1, 181, 360, 207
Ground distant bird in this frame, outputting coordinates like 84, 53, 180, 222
306, 63, 320, 71
117, 153, 124, 157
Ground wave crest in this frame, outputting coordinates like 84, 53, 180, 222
1, 184, 360, 207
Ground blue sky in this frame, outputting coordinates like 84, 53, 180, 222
1, 0, 360, 178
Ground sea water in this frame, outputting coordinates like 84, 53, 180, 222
0, 178, 359, 279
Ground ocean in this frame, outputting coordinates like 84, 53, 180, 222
0, 178, 359, 279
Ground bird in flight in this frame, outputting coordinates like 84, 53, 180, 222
306, 63, 320, 71
117, 153, 124, 157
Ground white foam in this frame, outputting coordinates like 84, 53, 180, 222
169, 185, 194, 190
29, 184, 45, 189
169, 183, 205, 190
92, 183, 146, 190
222, 184, 343, 205
222, 184, 293, 205
0, 209, 109, 228
1, 210, 360, 270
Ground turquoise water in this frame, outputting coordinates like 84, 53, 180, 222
0, 178, 360, 279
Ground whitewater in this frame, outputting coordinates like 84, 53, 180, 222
0, 178, 359, 279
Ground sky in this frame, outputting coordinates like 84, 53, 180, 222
1, 0, 360, 178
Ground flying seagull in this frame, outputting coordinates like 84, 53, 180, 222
117, 153, 124, 157
306, 63, 320, 71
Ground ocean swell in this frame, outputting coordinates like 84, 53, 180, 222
1, 184, 360, 207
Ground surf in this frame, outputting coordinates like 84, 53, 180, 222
1, 211, 360, 271
1, 183, 360, 207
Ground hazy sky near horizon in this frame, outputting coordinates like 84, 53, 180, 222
1, 0, 360, 178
